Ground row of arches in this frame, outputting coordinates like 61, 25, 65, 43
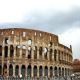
0, 45, 58, 61
0, 64, 71, 77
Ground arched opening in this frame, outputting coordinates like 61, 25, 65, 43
3, 64, 7, 76
0, 46, 2, 56
44, 66, 48, 76
39, 66, 43, 77
22, 45, 26, 57
28, 39, 32, 46
16, 45, 20, 57
66, 68, 68, 76
15, 65, 19, 76
54, 50, 57, 61
50, 66, 53, 77
10, 45, 14, 57
48, 42, 52, 47
59, 67, 61, 76
49, 49, 53, 61
39, 47, 43, 59
28, 47, 32, 59
21, 65, 26, 77
44, 48, 48, 59
33, 66, 37, 77
62, 68, 64, 77
9, 64, 13, 76
34, 46, 37, 59
0, 65, 2, 75
65, 68, 67, 77
58, 50, 60, 61
5, 37, 8, 44
4, 46, 8, 57
27, 65, 31, 77
54, 67, 57, 76
22, 32, 26, 37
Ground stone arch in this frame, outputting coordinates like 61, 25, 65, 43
21, 65, 26, 77
49, 41, 52, 47
39, 66, 43, 77
3, 64, 7, 76
54, 49, 57, 61
39, 47, 43, 59
28, 39, 32, 46
62, 68, 64, 77
9, 64, 13, 76
65, 68, 67, 77
22, 45, 26, 57
44, 66, 48, 76
34, 46, 37, 59
49, 49, 53, 61
54, 66, 57, 76
44, 47, 48, 59
15, 65, 19, 76
33, 65, 37, 77
28, 46, 32, 59
58, 50, 60, 61
4, 46, 8, 57
16, 45, 20, 57
10, 45, 14, 57
27, 65, 31, 76
59, 67, 61, 76
50, 66, 53, 77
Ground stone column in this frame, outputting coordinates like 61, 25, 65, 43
19, 36, 22, 59
37, 48, 39, 60
57, 50, 58, 62
14, 36, 16, 58
60, 68, 62, 77
8, 36, 10, 58
57, 67, 59, 77
48, 67, 50, 78
8, 45, 10, 58
53, 67, 54, 77
26, 46, 28, 58
26, 66, 27, 77
31, 49, 34, 60
14, 46, 16, 58
13, 65, 15, 77
31, 66, 33, 78
52, 44, 54, 61
7, 63, 9, 77
2, 65, 3, 75
37, 66, 39, 78
43, 66, 44, 77
42, 48, 44, 60
19, 65, 21, 77
19, 48, 22, 59
47, 49, 49, 61
64, 68, 65, 77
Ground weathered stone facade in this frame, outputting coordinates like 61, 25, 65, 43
0, 28, 73, 78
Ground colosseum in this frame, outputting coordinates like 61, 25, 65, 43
0, 28, 73, 79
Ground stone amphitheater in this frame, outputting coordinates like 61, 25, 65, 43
0, 28, 73, 80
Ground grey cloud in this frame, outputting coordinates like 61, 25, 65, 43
0, 7, 80, 34
22, 7, 80, 34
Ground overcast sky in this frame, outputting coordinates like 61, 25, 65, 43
0, 0, 80, 59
